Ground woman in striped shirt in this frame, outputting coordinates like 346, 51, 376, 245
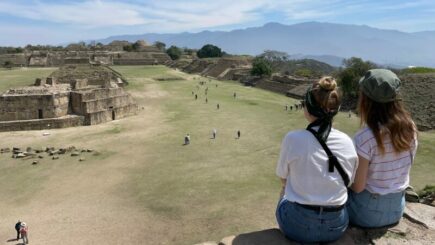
348, 69, 418, 228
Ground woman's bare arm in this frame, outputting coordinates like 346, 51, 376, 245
351, 155, 370, 193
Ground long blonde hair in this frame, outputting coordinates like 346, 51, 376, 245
358, 91, 416, 154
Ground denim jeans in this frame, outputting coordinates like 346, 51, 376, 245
347, 189, 405, 228
276, 198, 348, 243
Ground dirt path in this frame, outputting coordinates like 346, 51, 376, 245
0, 83, 171, 245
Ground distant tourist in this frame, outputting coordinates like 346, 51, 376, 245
184, 134, 190, 145
285, 104, 288, 111
212, 128, 217, 139
14, 220, 21, 240
289, 106, 293, 111
19, 222, 29, 244
347, 69, 418, 228
276, 76, 358, 243
195, 94, 198, 100
233, 92, 237, 99
217, 103, 220, 110
206, 97, 208, 104
237, 130, 241, 139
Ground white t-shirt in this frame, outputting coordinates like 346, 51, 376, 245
276, 128, 358, 206
354, 127, 418, 195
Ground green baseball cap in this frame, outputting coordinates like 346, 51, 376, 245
359, 69, 401, 103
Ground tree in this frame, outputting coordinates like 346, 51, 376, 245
166, 45, 182, 60
251, 57, 272, 76
337, 57, 377, 98
154, 41, 166, 51
197, 44, 223, 58
3, 61, 13, 68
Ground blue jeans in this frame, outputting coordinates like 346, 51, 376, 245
276, 198, 348, 243
347, 189, 405, 228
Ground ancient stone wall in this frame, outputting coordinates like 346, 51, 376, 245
0, 53, 27, 66
85, 104, 137, 125
0, 115, 84, 132
70, 87, 137, 125
28, 55, 48, 67
0, 48, 170, 67
0, 92, 69, 121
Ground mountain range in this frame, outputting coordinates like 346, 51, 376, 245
96, 22, 435, 67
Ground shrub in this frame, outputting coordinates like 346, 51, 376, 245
251, 57, 272, 76
197, 44, 223, 58
166, 46, 182, 60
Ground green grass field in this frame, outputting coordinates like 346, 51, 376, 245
0, 65, 434, 244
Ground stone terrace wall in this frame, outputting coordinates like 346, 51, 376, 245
86, 104, 137, 125
70, 87, 137, 125
0, 92, 69, 121
0, 49, 171, 67
0, 115, 84, 132
0, 53, 27, 66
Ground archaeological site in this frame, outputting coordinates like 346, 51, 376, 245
0, 40, 171, 67
0, 64, 137, 131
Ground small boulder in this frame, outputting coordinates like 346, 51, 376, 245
16, 153, 26, 158
71, 151, 80, 157
32, 160, 38, 165
38, 155, 44, 159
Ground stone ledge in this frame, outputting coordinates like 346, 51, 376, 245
195, 203, 435, 245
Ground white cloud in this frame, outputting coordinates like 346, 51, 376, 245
0, 0, 152, 27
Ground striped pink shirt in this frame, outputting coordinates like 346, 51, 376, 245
354, 127, 418, 195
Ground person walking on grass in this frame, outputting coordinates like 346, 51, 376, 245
15, 220, 21, 241
212, 128, 217, 139
233, 92, 237, 99
19, 222, 29, 244
195, 94, 198, 100
347, 69, 418, 228
237, 130, 241, 139
217, 103, 220, 110
184, 134, 190, 145
275, 76, 358, 243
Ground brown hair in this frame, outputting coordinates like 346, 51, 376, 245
358, 91, 416, 154
311, 76, 341, 112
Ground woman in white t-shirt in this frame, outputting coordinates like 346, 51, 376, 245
348, 69, 418, 228
276, 77, 358, 243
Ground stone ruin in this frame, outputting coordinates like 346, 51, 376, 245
0, 40, 171, 67
0, 65, 137, 132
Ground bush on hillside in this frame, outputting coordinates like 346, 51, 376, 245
166, 46, 182, 60
197, 44, 223, 58
251, 57, 272, 76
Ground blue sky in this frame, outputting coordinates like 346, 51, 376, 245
1, 0, 435, 46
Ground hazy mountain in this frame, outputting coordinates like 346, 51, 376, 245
97, 22, 435, 67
